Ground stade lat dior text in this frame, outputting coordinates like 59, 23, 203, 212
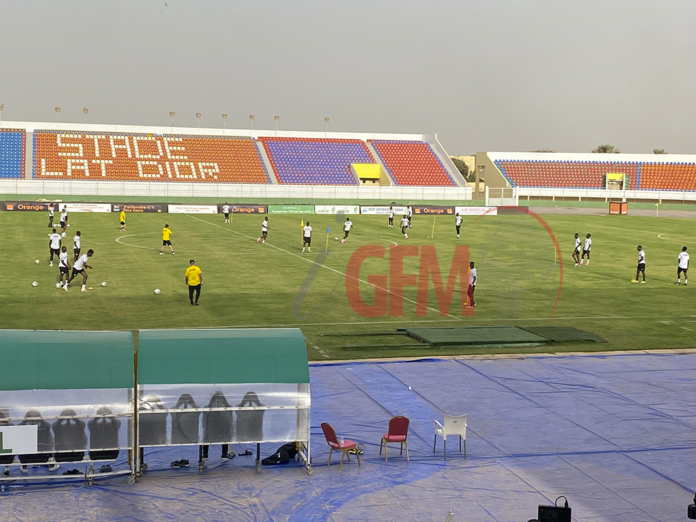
345, 245, 474, 318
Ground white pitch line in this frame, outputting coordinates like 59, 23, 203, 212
149, 314, 696, 330
306, 341, 331, 359
186, 215, 462, 320
681, 327, 694, 331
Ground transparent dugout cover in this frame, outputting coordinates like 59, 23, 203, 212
137, 383, 310, 447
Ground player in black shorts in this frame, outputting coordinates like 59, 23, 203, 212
58, 246, 71, 287
388, 206, 394, 228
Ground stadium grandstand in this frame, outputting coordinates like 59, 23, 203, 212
0, 122, 465, 189
476, 151, 696, 203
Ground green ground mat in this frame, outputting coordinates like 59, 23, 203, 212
401, 326, 548, 346
519, 326, 607, 343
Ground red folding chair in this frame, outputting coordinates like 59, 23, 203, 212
321, 422, 361, 471
380, 416, 409, 462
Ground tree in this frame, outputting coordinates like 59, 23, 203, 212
592, 144, 620, 153
451, 157, 475, 182
653, 149, 667, 154
531, 149, 555, 153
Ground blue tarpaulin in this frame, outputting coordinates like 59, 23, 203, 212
1, 352, 694, 521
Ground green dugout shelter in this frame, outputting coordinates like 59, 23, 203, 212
0, 330, 135, 485
137, 328, 312, 474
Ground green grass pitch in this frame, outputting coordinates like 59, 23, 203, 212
1, 209, 693, 360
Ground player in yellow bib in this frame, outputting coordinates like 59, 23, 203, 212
185, 260, 202, 305
160, 224, 174, 255
119, 210, 126, 231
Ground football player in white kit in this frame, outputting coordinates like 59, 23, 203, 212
633, 246, 646, 283
257, 217, 269, 244
60, 209, 68, 237
48, 228, 61, 267
455, 213, 462, 238
48, 203, 55, 228
302, 222, 312, 252
58, 246, 71, 287
407, 206, 413, 228
341, 218, 353, 243
572, 233, 581, 266
676, 246, 689, 285
222, 203, 231, 224
580, 234, 592, 265
65, 249, 94, 292
400, 215, 410, 239
388, 206, 394, 228
73, 231, 81, 262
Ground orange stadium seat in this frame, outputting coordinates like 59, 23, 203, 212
369, 140, 456, 186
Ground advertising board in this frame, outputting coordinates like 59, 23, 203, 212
168, 204, 218, 214
268, 205, 314, 214
454, 206, 498, 216
314, 205, 360, 215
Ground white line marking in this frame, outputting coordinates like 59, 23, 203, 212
151, 315, 696, 330
187, 215, 461, 320
115, 232, 258, 254
681, 327, 694, 331
660, 321, 674, 324
307, 341, 331, 359
657, 234, 668, 240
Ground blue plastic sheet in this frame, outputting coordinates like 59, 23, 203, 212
1, 353, 694, 521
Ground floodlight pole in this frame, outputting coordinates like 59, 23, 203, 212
274, 115, 280, 137
55, 107, 60, 122
170, 112, 175, 132
83, 107, 88, 124
0, 104, 4, 122
249, 115, 255, 135
324, 117, 330, 138
222, 113, 227, 130
196, 113, 201, 129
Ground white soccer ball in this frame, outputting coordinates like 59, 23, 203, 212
56, 283, 62, 288
32, 281, 38, 287
35, 259, 40, 264
334, 237, 338, 241
154, 289, 160, 295
101, 282, 107, 287
67, 224, 70, 227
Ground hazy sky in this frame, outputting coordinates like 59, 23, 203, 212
1, 0, 694, 155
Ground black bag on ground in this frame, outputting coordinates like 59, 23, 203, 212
261, 443, 298, 466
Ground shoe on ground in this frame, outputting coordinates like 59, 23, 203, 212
49, 262, 53, 267
171, 252, 175, 255
81, 288, 87, 292
179, 459, 190, 467
170, 461, 180, 469
239, 449, 253, 456
631, 280, 638, 283
195, 302, 199, 306
98, 465, 113, 473
20, 466, 28, 474
3, 467, 9, 476
221, 452, 236, 460
48, 464, 60, 472
160, 252, 163, 255
256, 238, 260, 243
574, 263, 580, 266
640, 281, 646, 284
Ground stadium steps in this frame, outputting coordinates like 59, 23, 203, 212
365, 141, 396, 185
256, 140, 278, 184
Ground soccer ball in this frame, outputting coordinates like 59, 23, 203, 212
101, 282, 107, 287
32, 281, 38, 287
334, 237, 338, 241
35, 259, 40, 264
154, 289, 160, 295
55, 283, 61, 288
